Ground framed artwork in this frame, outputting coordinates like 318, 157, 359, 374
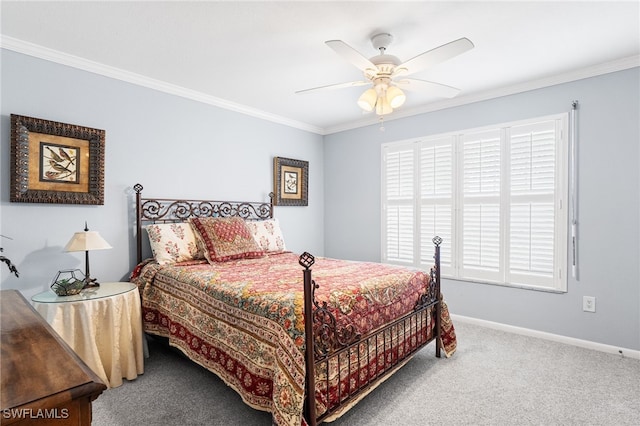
273, 157, 308, 206
10, 114, 105, 205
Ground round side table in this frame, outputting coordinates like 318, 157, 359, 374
32, 282, 145, 388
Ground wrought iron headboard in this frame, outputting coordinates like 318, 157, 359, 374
134, 183, 273, 263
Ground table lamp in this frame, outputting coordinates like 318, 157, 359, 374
64, 222, 112, 288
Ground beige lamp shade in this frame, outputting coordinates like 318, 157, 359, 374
357, 88, 377, 112
64, 224, 111, 288
64, 231, 112, 252
386, 86, 406, 108
375, 95, 393, 116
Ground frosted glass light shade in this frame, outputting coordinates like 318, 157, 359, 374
375, 96, 393, 116
357, 88, 377, 112
386, 86, 406, 108
65, 231, 112, 252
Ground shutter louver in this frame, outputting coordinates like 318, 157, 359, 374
384, 146, 415, 264
463, 134, 501, 196
421, 141, 452, 198
463, 204, 500, 270
420, 204, 452, 267
461, 130, 501, 280
511, 127, 555, 195
386, 150, 414, 200
510, 203, 554, 276
386, 205, 414, 263
419, 139, 453, 270
508, 121, 558, 286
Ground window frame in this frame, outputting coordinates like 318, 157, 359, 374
381, 113, 568, 292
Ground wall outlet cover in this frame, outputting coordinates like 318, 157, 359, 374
583, 296, 596, 313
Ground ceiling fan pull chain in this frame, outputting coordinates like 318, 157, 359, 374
379, 116, 385, 132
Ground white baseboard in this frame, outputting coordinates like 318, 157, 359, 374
451, 314, 640, 360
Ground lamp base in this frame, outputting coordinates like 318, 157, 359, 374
82, 277, 100, 289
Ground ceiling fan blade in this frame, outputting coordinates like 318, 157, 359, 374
395, 37, 474, 76
395, 78, 461, 98
325, 40, 377, 73
295, 80, 370, 94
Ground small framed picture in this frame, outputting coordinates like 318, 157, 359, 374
10, 115, 105, 205
273, 157, 308, 206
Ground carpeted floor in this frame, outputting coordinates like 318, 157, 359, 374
92, 321, 640, 425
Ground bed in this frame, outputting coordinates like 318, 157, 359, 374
130, 183, 456, 425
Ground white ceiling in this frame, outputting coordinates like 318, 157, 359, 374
1, 1, 639, 134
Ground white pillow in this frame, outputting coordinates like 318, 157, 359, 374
245, 218, 286, 253
146, 222, 203, 265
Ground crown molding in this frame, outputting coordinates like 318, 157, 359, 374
0, 35, 324, 135
324, 55, 640, 134
2, 35, 637, 136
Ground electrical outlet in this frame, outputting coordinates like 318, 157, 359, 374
583, 296, 596, 313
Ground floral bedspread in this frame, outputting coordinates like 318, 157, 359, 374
131, 252, 454, 425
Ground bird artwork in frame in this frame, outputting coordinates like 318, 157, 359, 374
40, 143, 80, 183
273, 157, 308, 206
10, 114, 105, 205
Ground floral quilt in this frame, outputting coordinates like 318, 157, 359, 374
131, 252, 455, 425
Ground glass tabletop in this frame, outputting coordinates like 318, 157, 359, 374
32, 282, 136, 303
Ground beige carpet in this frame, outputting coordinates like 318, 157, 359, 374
92, 321, 640, 425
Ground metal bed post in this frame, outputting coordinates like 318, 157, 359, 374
433, 236, 442, 358
134, 183, 144, 264
299, 252, 317, 426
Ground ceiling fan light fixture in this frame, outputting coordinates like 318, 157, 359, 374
386, 86, 406, 108
357, 88, 377, 112
308, 33, 473, 121
375, 95, 393, 116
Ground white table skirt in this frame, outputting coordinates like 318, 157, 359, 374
33, 285, 145, 388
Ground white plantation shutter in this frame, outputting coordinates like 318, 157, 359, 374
419, 138, 453, 272
508, 120, 562, 288
460, 130, 502, 281
382, 114, 567, 292
383, 145, 415, 264
386, 205, 414, 262
420, 140, 453, 198
386, 149, 414, 200
420, 204, 452, 268
510, 203, 554, 274
462, 204, 500, 269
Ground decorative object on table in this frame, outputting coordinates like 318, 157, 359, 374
273, 157, 308, 206
64, 222, 112, 288
50, 269, 86, 296
0, 235, 19, 278
10, 114, 105, 205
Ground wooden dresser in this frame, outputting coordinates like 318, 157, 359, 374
1, 290, 106, 425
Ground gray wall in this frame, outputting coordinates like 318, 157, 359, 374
2, 48, 638, 351
324, 68, 640, 351
1, 49, 324, 299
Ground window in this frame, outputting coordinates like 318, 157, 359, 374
382, 114, 568, 292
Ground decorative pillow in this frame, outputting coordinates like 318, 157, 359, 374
190, 217, 264, 262
245, 218, 286, 253
146, 222, 203, 265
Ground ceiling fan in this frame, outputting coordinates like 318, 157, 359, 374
297, 33, 474, 116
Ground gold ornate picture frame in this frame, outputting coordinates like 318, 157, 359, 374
10, 114, 105, 205
273, 157, 308, 206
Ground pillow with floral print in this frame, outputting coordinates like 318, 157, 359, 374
190, 217, 265, 262
146, 222, 203, 265
245, 218, 287, 253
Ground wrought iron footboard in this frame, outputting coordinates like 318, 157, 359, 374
299, 238, 442, 425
